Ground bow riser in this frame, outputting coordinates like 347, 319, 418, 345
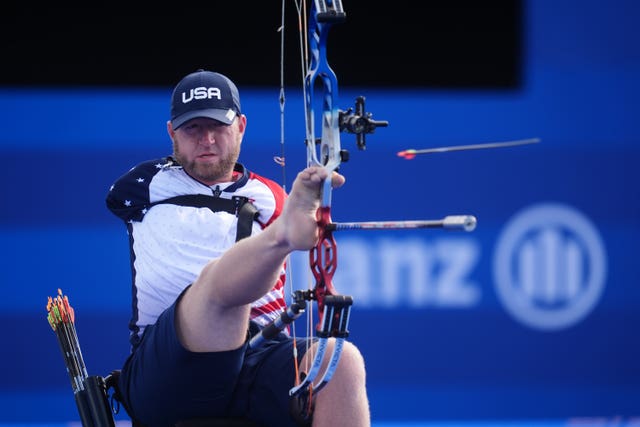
305, 6, 344, 175
309, 206, 338, 311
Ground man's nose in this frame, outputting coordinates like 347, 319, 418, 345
199, 129, 216, 145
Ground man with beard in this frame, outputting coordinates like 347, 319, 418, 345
106, 70, 370, 427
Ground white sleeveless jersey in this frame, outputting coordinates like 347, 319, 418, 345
106, 157, 288, 346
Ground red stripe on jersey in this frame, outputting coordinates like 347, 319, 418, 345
249, 172, 287, 227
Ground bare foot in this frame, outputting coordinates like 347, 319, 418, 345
278, 166, 345, 251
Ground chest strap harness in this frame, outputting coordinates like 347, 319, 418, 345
150, 194, 259, 242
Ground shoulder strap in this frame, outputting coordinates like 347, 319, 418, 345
150, 194, 258, 242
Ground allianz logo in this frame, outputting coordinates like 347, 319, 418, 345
181, 87, 222, 103
493, 202, 607, 330
286, 202, 606, 331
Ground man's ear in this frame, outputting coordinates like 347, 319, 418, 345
237, 114, 247, 134
167, 120, 175, 139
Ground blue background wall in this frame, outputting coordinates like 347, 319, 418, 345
1, 1, 638, 424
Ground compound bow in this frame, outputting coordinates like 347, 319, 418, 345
250, 0, 477, 420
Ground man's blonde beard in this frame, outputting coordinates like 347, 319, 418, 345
173, 140, 240, 184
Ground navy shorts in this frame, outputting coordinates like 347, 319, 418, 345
118, 297, 313, 427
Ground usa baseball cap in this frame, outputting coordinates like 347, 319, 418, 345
170, 69, 241, 129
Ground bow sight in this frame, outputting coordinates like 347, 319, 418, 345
339, 95, 389, 150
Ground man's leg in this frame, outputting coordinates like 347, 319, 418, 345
176, 165, 369, 425
176, 166, 345, 352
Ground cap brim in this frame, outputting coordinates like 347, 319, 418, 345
172, 108, 238, 129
